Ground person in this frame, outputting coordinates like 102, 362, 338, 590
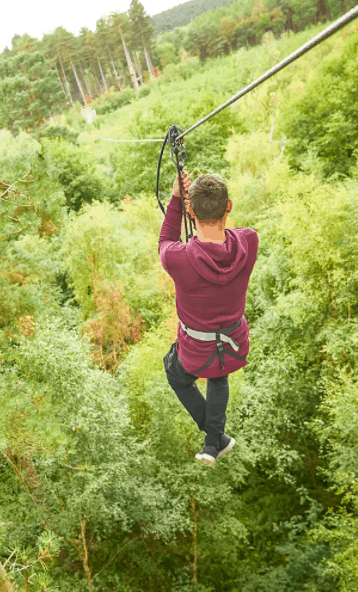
159, 171, 259, 467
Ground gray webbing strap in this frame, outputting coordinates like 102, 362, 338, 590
180, 319, 241, 351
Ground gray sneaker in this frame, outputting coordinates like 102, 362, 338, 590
217, 434, 236, 458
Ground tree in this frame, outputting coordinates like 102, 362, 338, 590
11, 33, 39, 53
219, 17, 238, 52
155, 42, 179, 66
108, 11, 140, 94
128, 0, 156, 78
79, 28, 104, 97
290, 0, 320, 30
251, 0, 268, 24
0, 51, 66, 132
128, 0, 155, 49
185, 20, 222, 62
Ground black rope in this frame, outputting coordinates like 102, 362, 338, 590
155, 130, 169, 216
174, 150, 194, 242
176, 5, 358, 141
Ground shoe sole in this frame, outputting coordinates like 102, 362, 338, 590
217, 437, 236, 459
195, 453, 216, 467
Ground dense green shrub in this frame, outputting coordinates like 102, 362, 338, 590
138, 84, 152, 98
40, 137, 113, 211
281, 31, 358, 180
94, 88, 136, 115
31, 122, 79, 143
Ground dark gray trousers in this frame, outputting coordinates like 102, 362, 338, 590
163, 340, 229, 449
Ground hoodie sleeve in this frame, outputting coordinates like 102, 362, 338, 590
238, 228, 259, 275
158, 193, 183, 273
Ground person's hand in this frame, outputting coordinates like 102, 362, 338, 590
173, 170, 191, 199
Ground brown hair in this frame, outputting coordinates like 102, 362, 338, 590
188, 174, 228, 224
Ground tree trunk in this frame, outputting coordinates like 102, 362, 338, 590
143, 40, 155, 79
107, 46, 122, 90
97, 58, 108, 92
120, 34, 139, 95
80, 65, 92, 96
316, 0, 329, 22
57, 67, 66, 95
133, 50, 143, 84
71, 60, 87, 105
58, 54, 74, 107
89, 66, 102, 97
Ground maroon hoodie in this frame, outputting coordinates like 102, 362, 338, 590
159, 193, 259, 378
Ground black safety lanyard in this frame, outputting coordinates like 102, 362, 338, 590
156, 125, 196, 244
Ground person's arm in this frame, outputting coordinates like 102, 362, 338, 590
158, 172, 192, 254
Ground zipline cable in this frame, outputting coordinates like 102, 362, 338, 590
93, 6, 358, 244
167, 5, 358, 244
96, 134, 165, 142
96, 6, 358, 147
176, 5, 358, 141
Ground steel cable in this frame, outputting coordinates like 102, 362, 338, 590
95, 6, 358, 145
176, 5, 358, 141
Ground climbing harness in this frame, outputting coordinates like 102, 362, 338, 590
180, 318, 247, 374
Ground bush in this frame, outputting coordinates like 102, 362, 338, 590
30, 123, 79, 144
94, 88, 136, 115
281, 31, 358, 181
138, 84, 152, 99
40, 137, 108, 211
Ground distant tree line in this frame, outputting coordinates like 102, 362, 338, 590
0, 0, 355, 133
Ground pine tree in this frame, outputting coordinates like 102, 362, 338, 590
128, 0, 155, 80
0, 51, 65, 132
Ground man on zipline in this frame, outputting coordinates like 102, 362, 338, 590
160, 171, 259, 467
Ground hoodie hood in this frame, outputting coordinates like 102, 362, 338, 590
186, 229, 248, 286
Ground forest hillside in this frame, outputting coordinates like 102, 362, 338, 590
150, 0, 239, 36
1, 6, 358, 592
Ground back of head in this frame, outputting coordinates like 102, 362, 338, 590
188, 174, 228, 224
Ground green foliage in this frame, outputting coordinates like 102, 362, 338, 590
138, 84, 152, 98
281, 32, 358, 180
151, 0, 241, 37
160, 58, 202, 82
0, 51, 66, 132
184, 19, 228, 62
156, 42, 181, 66
0, 130, 41, 181
306, 372, 358, 591
2, 15, 358, 592
0, 525, 61, 592
104, 84, 247, 205
1, 317, 192, 589
92, 88, 136, 115
59, 197, 168, 330
32, 122, 80, 144
40, 137, 113, 211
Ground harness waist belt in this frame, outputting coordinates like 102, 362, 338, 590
180, 320, 240, 351
180, 317, 245, 374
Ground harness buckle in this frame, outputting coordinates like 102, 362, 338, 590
216, 332, 226, 372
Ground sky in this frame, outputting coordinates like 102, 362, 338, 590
0, 0, 185, 53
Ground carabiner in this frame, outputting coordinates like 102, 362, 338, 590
168, 125, 187, 172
